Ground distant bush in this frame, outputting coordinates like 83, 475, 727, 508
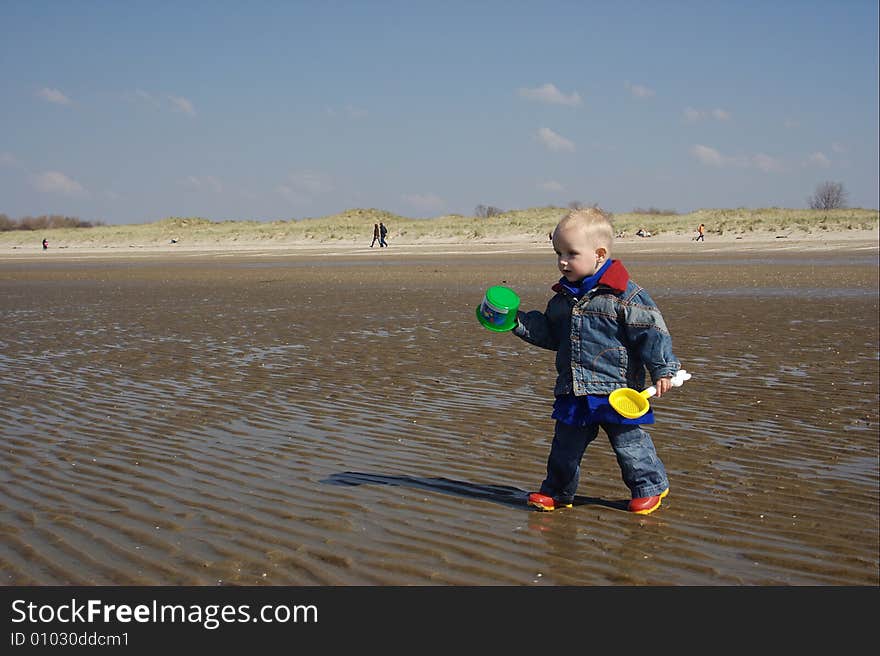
632, 207, 679, 215
0, 213, 104, 231
475, 204, 504, 218
569, 201, 607, 212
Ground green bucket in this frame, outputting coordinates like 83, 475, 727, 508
476, 286, 520, 332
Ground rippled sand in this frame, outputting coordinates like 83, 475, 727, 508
1, 246, 877, 585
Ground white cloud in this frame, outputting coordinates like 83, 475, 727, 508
402, 192, 445, 213
625, 82, 655, 98
804, 152, 831, 168
684, 107, 731, 121
691, 144, 725, 166
783, 118, 800, 129
38, 87, 71, 105
32, 171, 85, 195
691, 145, 785, 172
168, 95, 196, 116
131, 89, 199, 118
133, 89, 160, 107
180, 175, 223, 192
518, 83, 582, 107
537, 127, 575, 152
752, 153, 784, 172
831, 142, 846, 154
539, 180, 564, 192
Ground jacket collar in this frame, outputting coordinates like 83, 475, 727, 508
552, 259, 629, 296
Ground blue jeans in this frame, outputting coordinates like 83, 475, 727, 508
538, 420, 669, 502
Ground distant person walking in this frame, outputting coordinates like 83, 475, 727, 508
379, 222, 388, 247
371, 223, 380, 247
42, 238, 48, 250
694, 223, 705, 242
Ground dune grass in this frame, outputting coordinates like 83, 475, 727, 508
1, 206, 877, 248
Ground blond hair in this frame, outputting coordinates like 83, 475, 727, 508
554, 206, 614, 253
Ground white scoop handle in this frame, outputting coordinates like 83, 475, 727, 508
643, 369, 692, 398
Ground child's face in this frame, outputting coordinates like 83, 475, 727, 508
552, 223, 606, 282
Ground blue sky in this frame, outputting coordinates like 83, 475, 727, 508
2, 0, 878, 225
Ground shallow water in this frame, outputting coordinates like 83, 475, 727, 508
1, 250, 877, 585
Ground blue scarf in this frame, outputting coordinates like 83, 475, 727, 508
558, 259, 613, 298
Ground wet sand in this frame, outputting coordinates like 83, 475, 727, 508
1, 243, 878, 585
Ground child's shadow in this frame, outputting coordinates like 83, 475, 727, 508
323, 471, 626, 511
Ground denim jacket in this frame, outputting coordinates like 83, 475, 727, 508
513, 260, 680, 396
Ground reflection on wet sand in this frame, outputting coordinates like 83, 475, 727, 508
1, 250, 877, 585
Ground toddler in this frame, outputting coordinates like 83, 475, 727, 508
513, 207, 681, 514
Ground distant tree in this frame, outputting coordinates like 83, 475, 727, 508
808, 181, 848, 210
475, 204, 503, 218
18, 215, 42, 230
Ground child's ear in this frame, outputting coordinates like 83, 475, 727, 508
596, 247, 607, 261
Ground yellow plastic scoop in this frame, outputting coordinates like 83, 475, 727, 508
609, 369, 692, 419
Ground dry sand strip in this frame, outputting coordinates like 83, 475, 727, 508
1, 228, 878, 260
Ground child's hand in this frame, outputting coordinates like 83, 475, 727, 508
654, 376, 673, 398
